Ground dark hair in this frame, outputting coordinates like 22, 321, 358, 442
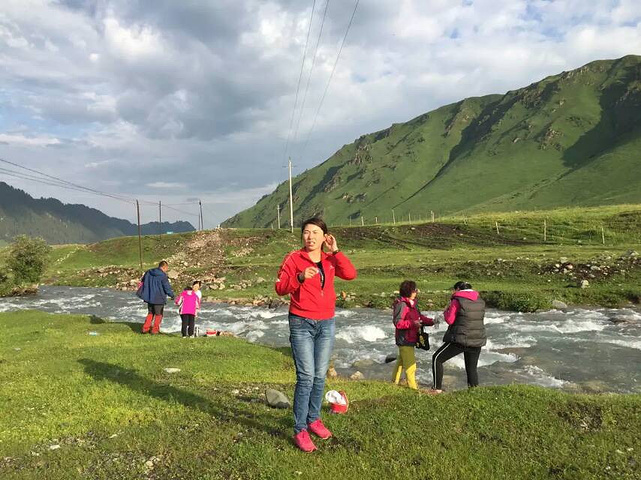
452, 281, 472, 291
301, 217, 328, 235
184, 286, 193, 291
399, 280, 417, 298
158, 260, 169, 268
192, 280, 201, 287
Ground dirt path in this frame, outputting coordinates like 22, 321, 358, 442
166, 230, 226, 281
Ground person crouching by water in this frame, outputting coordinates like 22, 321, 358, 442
275, 217, 357, 453
140, 261, 175, 334
431, 281, 486, 393
392, 280, 435, 390
175, 281, 201, 338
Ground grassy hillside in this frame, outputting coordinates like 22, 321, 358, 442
0, 182, 195, 244
1, 311, 639, 479
223, 55, 641, 228
12, 204, 639, 311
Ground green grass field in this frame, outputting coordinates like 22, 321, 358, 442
1, 311, 639, 479
22, 204, 640, 312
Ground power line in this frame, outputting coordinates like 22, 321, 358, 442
0, 157, 135, 204
300, 0, 360, 161
162, 204, 200, 218
0, 156, 200, 226
283, 0, 317, 164
292, 0, 331, 148
0, 167, 107, 196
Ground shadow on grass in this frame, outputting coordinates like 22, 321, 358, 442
88, 314, 143, 333
78, 358, 290, 438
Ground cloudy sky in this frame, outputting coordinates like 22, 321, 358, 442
1, 0, 640, 227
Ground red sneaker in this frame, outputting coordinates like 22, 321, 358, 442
308, 419, 332, 439
293, 430, 317, 452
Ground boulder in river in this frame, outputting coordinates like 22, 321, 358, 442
352, 358, 375, 369
384, 354, 398, 364
350, 371, 364, 380
608, 314, 639, 325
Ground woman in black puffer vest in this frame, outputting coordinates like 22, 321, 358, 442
431, 281, 486, 392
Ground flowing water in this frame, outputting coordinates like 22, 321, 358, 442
1, 286, 640, 393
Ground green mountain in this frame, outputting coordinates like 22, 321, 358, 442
0, 182, 195, 244
223, 55, 641, 228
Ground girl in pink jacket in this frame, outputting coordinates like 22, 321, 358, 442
175, 281, 202, 337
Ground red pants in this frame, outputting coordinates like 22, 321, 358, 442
142, 313, 163, 334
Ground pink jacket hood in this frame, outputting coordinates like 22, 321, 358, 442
453, 290, 479, 301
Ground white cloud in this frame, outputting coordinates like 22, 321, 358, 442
146, 182, 186, 189
0, 133, 60, 146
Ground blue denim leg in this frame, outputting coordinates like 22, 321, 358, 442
307, 318, 335, 424
289, 314, 335, 434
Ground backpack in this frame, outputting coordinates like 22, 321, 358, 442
416, 325, 430, 351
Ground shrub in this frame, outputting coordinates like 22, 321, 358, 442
482, 290, 551, 312
7, 235, 51, 284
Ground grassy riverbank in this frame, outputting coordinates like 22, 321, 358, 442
23, 204, 641, 311
1, 311, 639, 479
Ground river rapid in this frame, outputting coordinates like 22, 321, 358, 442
1, 286, 640, 393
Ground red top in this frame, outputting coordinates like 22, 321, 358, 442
275, 248, 357, 319
393, 297, 434, 345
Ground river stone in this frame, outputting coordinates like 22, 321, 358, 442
384, 354, 398, 364
265, 389, 290, 409
579, 279, 590, 289
326, 366, 338, 379
552, 300, 568, 310
352, 358, 375, 369
163, 368, 181, 373
608, 314, 638, 325
350, 371, 364, 380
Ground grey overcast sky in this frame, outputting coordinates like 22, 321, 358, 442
1, 0, 640, 227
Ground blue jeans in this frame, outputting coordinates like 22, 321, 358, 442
289, 314, 335, 434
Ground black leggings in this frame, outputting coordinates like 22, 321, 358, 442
432, 342, 481, 389
181, 314, 195, 337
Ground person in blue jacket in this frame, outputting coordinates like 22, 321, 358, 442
139, 260, 175, 334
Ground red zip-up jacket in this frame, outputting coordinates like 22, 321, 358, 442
275, 248, 357, 319
393, 297, 434, 346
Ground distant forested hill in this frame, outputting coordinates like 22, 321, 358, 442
0, 182, 195, 244
223, 55, 641, 227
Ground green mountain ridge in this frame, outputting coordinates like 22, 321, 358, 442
0, 182, 195, 244
223, 55, 641, 227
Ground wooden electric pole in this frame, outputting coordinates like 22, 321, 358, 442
158, 201, 162, 239
199, 200, 204, 230
136, 200, 143, 270
288, 157, 294, 233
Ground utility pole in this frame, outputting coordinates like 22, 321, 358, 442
277, 204, 281, 229
158, 201, 162, 239
136, 200, 143, 271
199, 200, 204, 230
288, 157, 294, 233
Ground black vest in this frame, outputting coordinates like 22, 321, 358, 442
443, 296, 487, 347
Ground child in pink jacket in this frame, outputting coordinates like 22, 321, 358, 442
175, 281, 202, 337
